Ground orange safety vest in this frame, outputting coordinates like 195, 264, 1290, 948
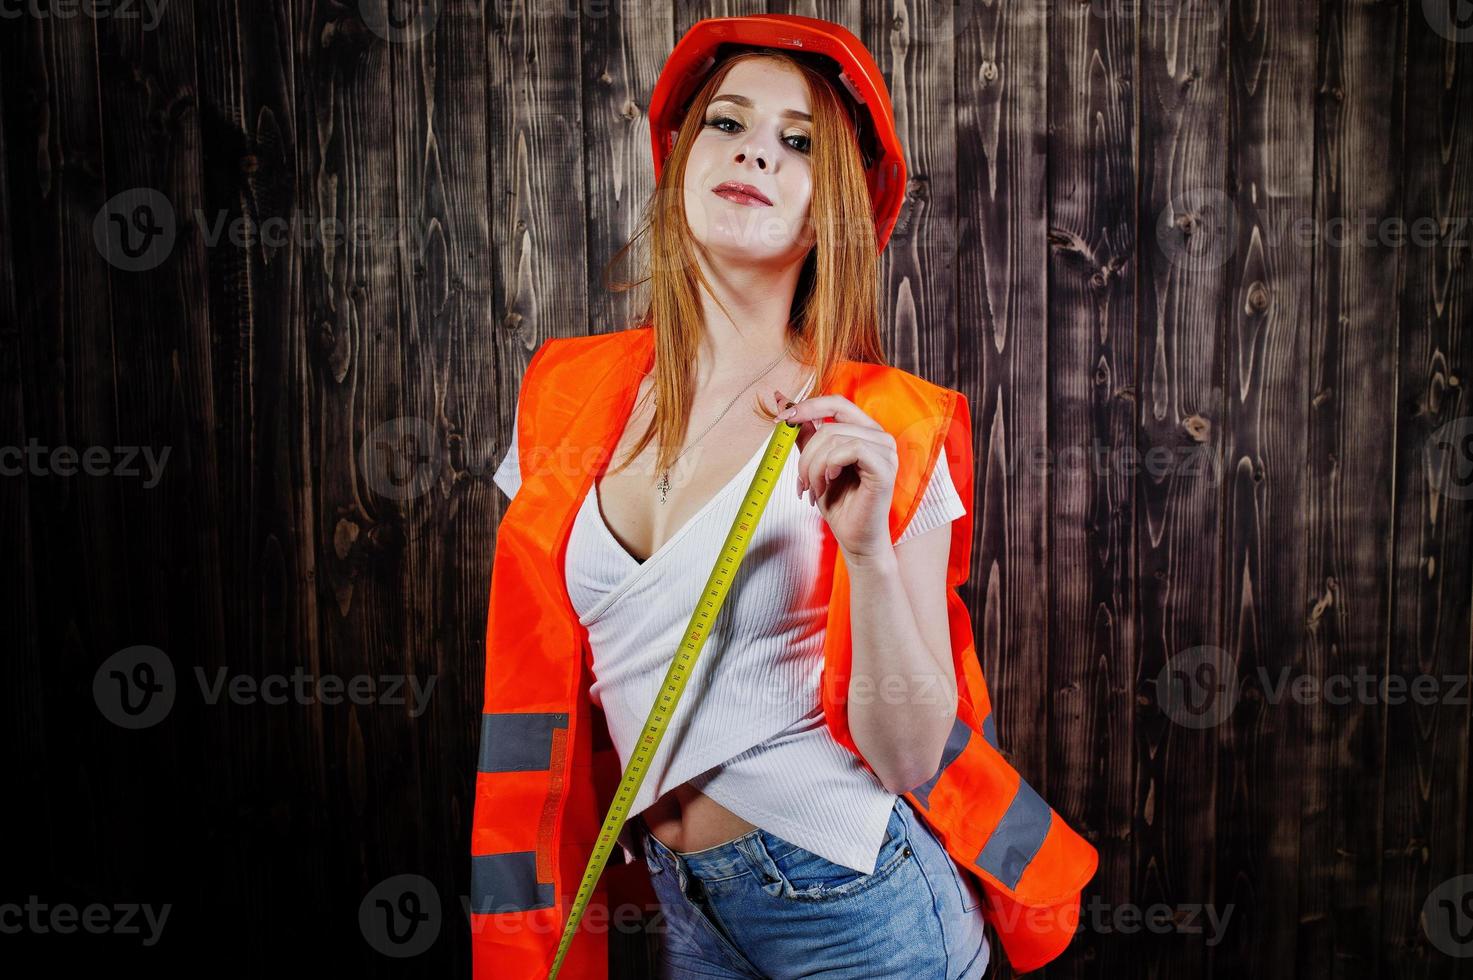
471, 325, 1098, 977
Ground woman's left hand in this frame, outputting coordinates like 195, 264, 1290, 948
774, 388, 896, 562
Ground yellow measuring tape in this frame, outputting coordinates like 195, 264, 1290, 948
547, 414, 802, 979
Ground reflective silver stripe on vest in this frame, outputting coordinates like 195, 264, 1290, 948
470, 852, 554, 913
478, 712, 568, 772
910, 714, 972, 810
975, 777, 1052, 889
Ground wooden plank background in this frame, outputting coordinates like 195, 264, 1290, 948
2, 1, 1469, 977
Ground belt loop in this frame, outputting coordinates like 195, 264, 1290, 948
736, 833, 786, 897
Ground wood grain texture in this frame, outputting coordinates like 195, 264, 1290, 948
1306, 1, 1405, 977
1383, 6, 1473, 979
1046, 0, 1139, 975
1, 1, 1468, 977
1216, 1, 1316, 977
1136, 1, 1231, 976
957, 0, 1052, 843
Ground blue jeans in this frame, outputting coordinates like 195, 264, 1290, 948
637, 793, 991, 978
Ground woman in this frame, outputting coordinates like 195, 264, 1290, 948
473, 15, 1096, 980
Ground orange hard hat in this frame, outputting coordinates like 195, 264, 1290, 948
649, 14, 907, 252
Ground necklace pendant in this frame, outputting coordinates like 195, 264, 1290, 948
657, 470, 670, 503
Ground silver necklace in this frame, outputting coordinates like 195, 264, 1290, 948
656, 341, 796, 504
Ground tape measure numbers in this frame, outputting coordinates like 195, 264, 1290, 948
548, 415, 802, 978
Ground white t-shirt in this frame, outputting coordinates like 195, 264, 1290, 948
493, 376, 965, 873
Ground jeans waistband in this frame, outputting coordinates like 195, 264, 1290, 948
637, 798, 905, 882
638, 815, 775, 881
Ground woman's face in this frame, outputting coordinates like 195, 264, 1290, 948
681, 58, 816, 266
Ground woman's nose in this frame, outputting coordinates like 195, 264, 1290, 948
735, 150, 768, 171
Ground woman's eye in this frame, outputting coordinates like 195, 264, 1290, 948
704, 116, 811, 155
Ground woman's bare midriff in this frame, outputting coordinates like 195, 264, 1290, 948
641, 782, 761, 854
600, 362, 812, 857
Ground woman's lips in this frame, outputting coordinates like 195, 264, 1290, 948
712, 183, 772, 207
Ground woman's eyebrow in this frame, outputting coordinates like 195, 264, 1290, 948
709, 93, 812, 122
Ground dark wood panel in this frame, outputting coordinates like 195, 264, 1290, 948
1305, 1, 1405, 977
4, 2, 140, 942
1136, 1, 1232, 976
583, 0, 674, 339
1046, 1, 1139, 976
1383, 7, 1473, 979
89, 2, 227, 968
2, 2, 1468, 977
956, 7, 1053, 972
190, 2, 323, 971
860, 0, 956, 377
0, 23, 45, 911
957, 0, 1052, 810
1215, 1, 1316, 977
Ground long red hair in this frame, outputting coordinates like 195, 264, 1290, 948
602, 49, 889, 477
